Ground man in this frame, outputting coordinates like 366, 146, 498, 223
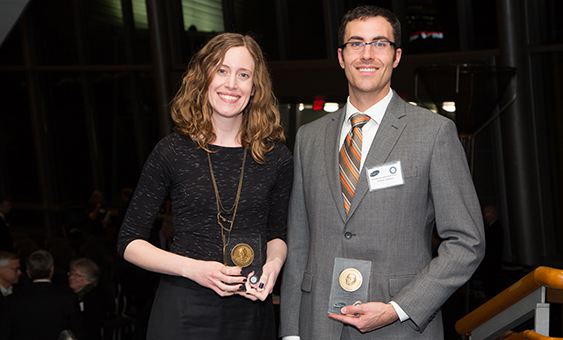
280, 5, 485, 340
0, 251, 21, 306
0, 252, 21, 295
0, 195, 13, 252
0, 249, 86, 340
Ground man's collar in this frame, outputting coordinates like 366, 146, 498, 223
345, 89, 394, 125
32, 279, 52, 283
0, 284, 12, 296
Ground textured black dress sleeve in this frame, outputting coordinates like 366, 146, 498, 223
116, 135, 176, 258
265, 143, 293, 242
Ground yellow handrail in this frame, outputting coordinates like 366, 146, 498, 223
456, 266, 563, 336
517, 330, 563, 340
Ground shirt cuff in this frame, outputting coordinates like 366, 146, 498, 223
282, 337, 301, 340
389, 301, 410, 322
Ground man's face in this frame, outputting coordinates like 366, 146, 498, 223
0, 259, 21, 287
338, 16, 402, 107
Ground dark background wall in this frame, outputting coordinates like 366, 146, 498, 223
1, 0, 562, 270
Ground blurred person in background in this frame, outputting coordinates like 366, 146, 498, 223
0, 195, 13, 252
0, 249, 86, 340
0, 251, 21, 308
68, 258, 114, 340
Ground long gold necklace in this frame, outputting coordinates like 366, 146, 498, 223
207, 147, 247, 264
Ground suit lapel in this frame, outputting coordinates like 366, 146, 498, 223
348, 92, 408, 217
325, 108, 348, 222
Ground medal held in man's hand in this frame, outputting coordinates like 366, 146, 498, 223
328, 258, 371, 314
225, 234, 263, 290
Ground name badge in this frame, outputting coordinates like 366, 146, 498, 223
366, 160, 404, 191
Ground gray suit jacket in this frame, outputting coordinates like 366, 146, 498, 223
280, 91, 485, 340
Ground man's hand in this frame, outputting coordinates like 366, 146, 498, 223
328, 301, 399, 333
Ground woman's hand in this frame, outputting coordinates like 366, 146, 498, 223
188, 260, 245, 297
239, 238, 287, 301
240, 258, 283, 301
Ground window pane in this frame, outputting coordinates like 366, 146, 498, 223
182, 0, 223, 32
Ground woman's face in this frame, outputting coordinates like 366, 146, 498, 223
68, 268, 91, 293
207, 46, 255, 125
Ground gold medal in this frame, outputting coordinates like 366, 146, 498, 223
230, 243, 254, 267
339, 268, 362, 292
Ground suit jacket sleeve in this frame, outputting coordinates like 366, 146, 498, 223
280, 127, 310, 337
392, 117, 485, 331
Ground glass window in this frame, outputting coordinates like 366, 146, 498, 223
32, 0, 80, 65
0, 72, 39, 201
285, 0, 327, 60
0, 26, 24, 65
406, 0, 460, 53
233, 0, 280, 60
472, 0, 498, 50
182, 0, 223, 32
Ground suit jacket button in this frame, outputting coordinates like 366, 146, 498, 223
344, 232, 353, 239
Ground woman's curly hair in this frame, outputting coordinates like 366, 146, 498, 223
170, 32, 285, 164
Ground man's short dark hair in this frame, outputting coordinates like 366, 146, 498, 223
26, 250, 53, 280
338, 5, 401, 48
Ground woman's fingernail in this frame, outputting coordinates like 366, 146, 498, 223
239, 285, 244, 289
259, 283, 264, 289
242, 278, 247, 282
240, 271, 244, 275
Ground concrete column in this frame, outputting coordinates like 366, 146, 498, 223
496, 0, 543, 265
146, 0, 173, 138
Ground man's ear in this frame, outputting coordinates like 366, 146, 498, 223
393, 48, 402, 68
338, 48, 345, 69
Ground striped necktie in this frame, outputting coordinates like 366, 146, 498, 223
339, 113, 370, 213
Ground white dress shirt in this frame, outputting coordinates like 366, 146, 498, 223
338, 90, 392, 171
0, 284, 12, 297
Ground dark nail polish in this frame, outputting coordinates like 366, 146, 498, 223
259, 283, 264, 289
239, 285, 244, 289
243, 278, 247, 282
240, 271, 244, 275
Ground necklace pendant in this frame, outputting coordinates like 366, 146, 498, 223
218, 212, 233, 224
209, 148, 248, 264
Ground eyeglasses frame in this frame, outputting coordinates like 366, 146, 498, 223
340, 40, 397, 52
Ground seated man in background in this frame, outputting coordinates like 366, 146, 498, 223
0, 249, 86, 340
0, 251, 21, 309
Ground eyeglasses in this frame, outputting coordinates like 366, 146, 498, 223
3, 266, 21, 273
341, 40, 396, 52
68, 271, 85, 278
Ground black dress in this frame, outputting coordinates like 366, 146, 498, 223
117, 132, 293, 340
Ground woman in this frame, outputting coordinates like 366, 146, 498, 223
117, 32, 293, 339
68, 258, 112, 340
